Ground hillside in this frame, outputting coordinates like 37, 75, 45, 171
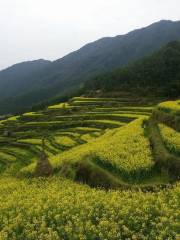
0, 97, 179, 185
85, 41, 180, 97
0, 59, 51, 99
0, 97, 179, 239
1, 20, 180, 114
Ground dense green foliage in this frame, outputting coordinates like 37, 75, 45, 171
85, 41, 180, 98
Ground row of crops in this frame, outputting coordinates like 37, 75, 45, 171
21, 118, 155, 183
158, 123, 180, 156
0, 97, 179, 239
0, 98, 179, 183
0, 97, 152, 176
153, 100, 180, 131
157, 100, 180, 115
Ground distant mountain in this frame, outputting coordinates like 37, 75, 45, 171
84, 41, 180, 98
0, 20, 180, 114
0, 59, 51, 100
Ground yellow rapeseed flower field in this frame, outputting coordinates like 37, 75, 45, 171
0, 177, 179, 240
159, 123, 180, 155
21, 118, 154, 180
157, 100, 180, 115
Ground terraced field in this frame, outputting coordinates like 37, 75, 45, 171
153, 100, 180, 131
0, 97, 179, 239
0, 97, 152, 177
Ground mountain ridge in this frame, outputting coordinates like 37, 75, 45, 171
0, 20, 180, 114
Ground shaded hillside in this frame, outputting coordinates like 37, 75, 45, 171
85, 41, 180, 98
1, 20, 180, 114
0, 59, 51, 99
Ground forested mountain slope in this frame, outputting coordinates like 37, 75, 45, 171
1, 20, 180, 114
0, 59, 51, 99
85, 41, 180, 98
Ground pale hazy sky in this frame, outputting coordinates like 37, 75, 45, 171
0, 0, 180, 70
